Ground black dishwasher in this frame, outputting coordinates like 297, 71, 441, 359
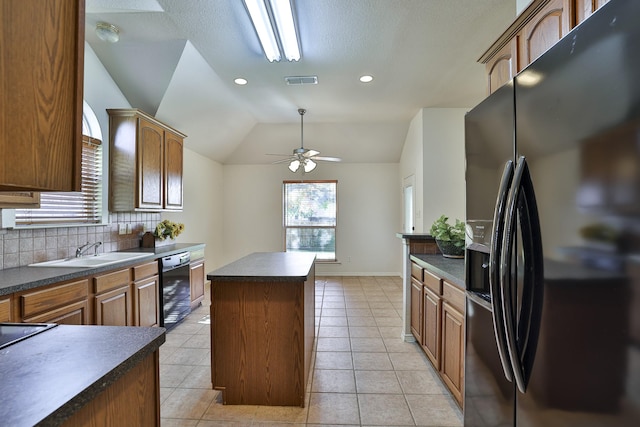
159, 252, 191, 331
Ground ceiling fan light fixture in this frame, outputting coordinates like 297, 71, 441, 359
303, 159, 316, 173
95, 22, 120, 43
288, 159, 301, 172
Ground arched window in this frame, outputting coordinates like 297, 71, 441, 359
15, 102, 104, 226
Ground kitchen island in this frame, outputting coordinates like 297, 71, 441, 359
0, 324, 165, 426
207, 252, 315, 407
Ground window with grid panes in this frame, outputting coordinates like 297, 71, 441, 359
283, 180, 337, 261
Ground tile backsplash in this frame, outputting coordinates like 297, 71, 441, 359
0, 212, 161, 270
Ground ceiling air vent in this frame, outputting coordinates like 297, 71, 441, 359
284, 75, 318, 85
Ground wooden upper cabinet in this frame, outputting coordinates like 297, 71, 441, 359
164, 130, 184, 210
575, 0, 611, 26
517, 0, 570, 71
108, 109, 186, 212
0, 0, 84, 192
485, 39, 517, 95
138, 119, 165, 210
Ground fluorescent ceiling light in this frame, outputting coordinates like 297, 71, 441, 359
243, 0, 300, 62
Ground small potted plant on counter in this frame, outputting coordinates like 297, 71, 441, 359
141, 220, 185, 248
430, 215, 465, 258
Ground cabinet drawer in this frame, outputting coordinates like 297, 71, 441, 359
21, 279, 89, 318
423, 270, 443, 295
443, 281, 465, 313
94, 269, 131, 294
133, 261, 159, 281
411, 262, 423, 281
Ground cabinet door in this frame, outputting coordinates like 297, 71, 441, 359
410, 278, 423, 342
95, 285, 132, 326
422, 286, 441, 369
486, 39, 517, 95
0, 0, 83, 192
441, 301, 464, 407
0, 295, 13, 322
517, 0, 570, 71
190, 260, 206, 307
137, 118, 164, 210
132, 276, 160, 327
164, 131, 184, 210
0, 192, 40, 208
575, 0, 611, 26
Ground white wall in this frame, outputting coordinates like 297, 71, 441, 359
517, 0, 531, 15
222, 163, 402, 276
399, 112, 425, 232
422, 108, 467, 231
163, 149, 224, 272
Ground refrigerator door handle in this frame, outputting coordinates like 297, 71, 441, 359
489, 159, 515, 383
501, 156, 544, 394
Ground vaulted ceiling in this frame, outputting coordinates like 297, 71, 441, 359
85, 0, 515, 164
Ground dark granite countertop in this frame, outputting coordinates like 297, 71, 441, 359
0, 243, 205, 296
0, 324, 165, 427
208, 252, 316, 282
410, 254, 465, 289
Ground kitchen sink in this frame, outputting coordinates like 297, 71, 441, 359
0, 323, 57, 349
29, 252, 151, 268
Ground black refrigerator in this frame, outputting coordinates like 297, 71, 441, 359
464, 0, 640, 425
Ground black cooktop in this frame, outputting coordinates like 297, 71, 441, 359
0, 323, 57, 350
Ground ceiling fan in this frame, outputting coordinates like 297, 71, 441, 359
268, 108, 341, 173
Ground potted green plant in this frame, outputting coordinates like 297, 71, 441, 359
430, 215, 465, 258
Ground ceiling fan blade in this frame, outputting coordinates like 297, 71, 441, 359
271, 157, 296, 164
313, 156, 342, 162
266, 153, 294, 157
303, 149, 320, 157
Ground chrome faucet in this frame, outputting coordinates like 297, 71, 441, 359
76, 241, 102, 258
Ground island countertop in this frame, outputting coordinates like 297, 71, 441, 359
0, 325, 165, 426
207, 252, 316, 282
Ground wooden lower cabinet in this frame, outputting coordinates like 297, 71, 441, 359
18, 279, 89, 325
133, 261, 160, 327
410, 278, 423, 343
190, 260, 205, 308
422, 286, 441, 368
441, 301, 464, 406
93, 268, 133, 326
62, 350, 161, 427
410, 261, 465, 408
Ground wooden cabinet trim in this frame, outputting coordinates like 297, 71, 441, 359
133, 261, 159, 281
20, 279, 89, 318
93, 268, 131, 294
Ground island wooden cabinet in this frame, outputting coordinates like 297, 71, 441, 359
16, 279, 90, 325
0, 0, 84, 192
93, 268, 133, 326
0, 295, 13, 322
108, 109, 186, 212
410, 261, 465, 408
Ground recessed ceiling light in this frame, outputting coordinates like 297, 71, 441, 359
234, 78, 248, 85
359, 75, 374, 83
95, 22, 120, 43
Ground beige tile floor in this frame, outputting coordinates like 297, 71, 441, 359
159, 276, 463, 426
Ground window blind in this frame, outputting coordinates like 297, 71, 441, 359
15, 135, 103, 225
